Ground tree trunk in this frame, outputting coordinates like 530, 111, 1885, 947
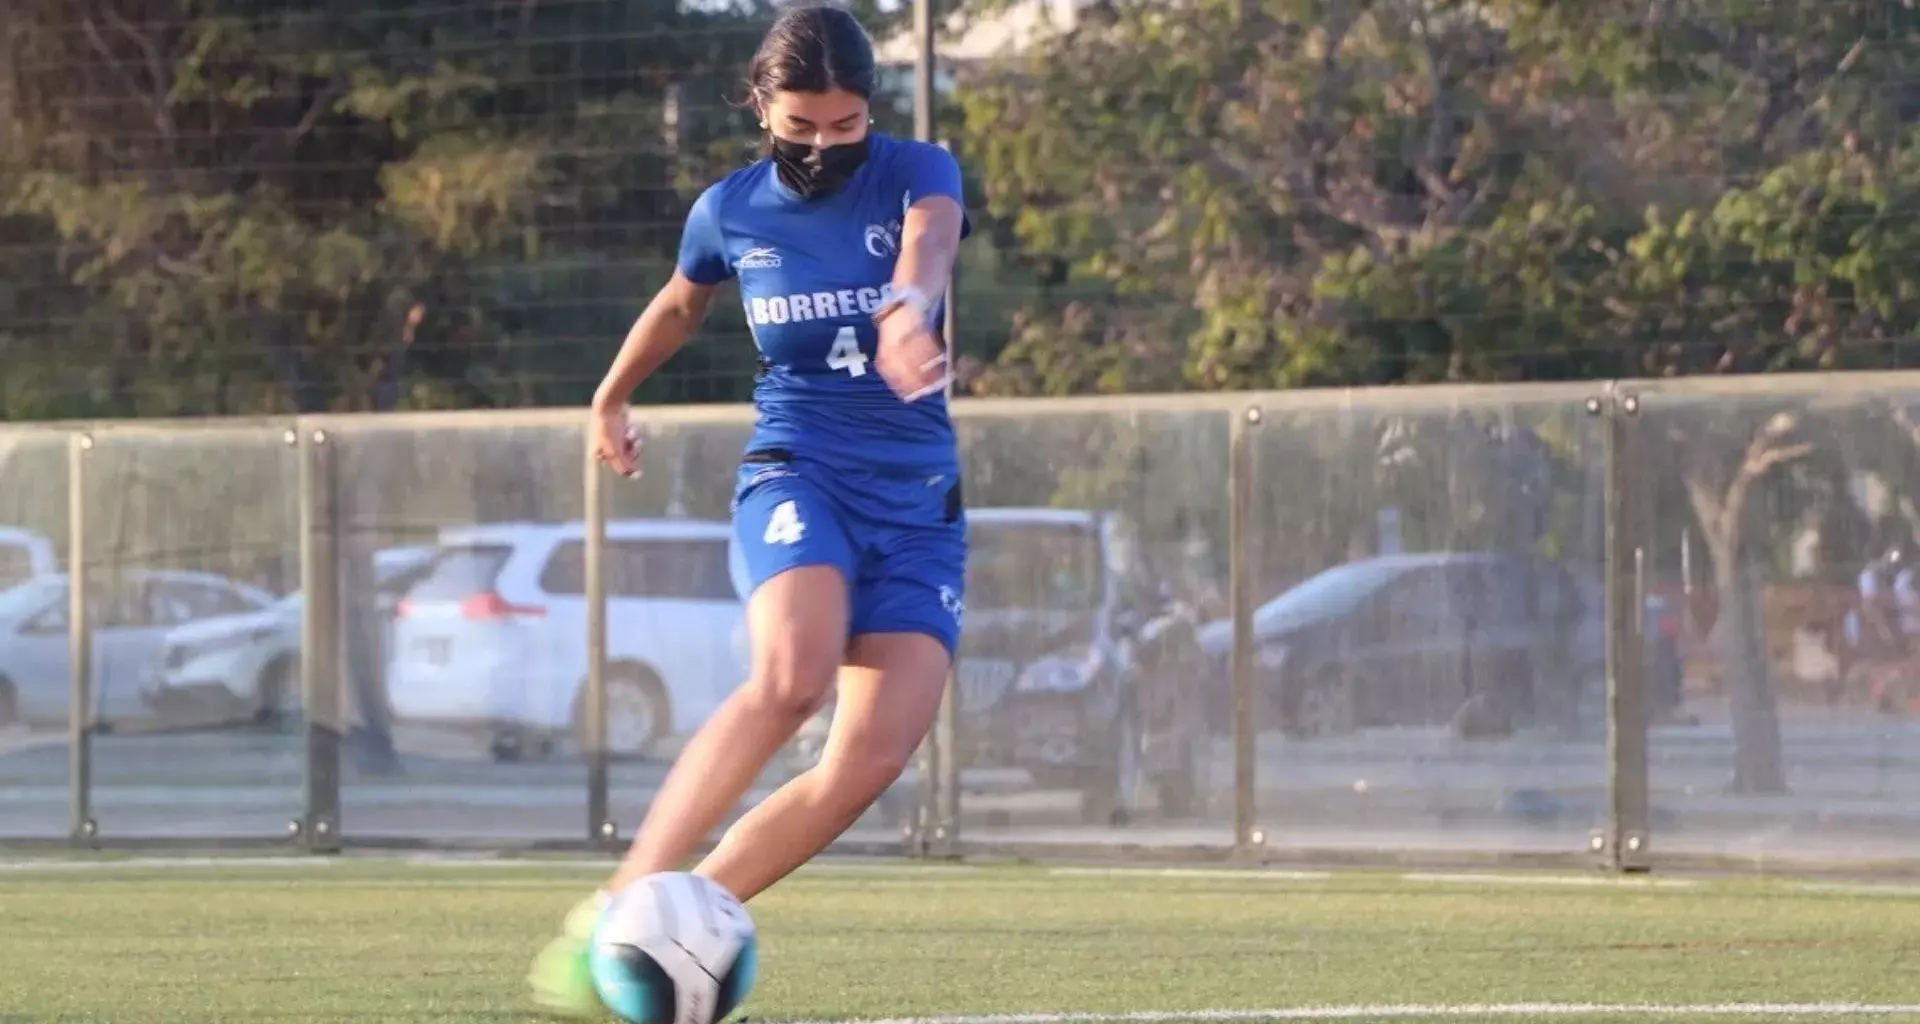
1684, 423, 1806, 797
1707, 542, 1787, 793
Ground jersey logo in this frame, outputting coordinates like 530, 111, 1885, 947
939, 585, 965, 625
864, 220, 901, 259
738, 247, 782, 270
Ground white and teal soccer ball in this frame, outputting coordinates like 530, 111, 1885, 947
588, 872, 759, 1024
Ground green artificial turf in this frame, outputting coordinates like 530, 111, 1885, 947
1, 859, 1915, 1023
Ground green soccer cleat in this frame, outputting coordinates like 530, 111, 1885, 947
528, 891, 610, 1018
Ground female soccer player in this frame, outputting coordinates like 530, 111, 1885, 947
529, 4, 969, 1014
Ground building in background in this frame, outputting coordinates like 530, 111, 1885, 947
875, 0, 1085, 78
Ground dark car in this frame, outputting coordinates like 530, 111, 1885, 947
948, 509, 1116, 778
791, 507, 1207, 822
1196, 551, 1684, 739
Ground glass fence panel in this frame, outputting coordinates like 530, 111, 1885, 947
1247, 387, 1613, 858
0, 430, 75, 839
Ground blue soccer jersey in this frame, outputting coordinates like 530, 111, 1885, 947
677, 133, 974, 654
675, 132, 971, 475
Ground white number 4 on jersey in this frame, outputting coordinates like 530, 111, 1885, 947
826, 325, 868, 377
763, 500, 807, 545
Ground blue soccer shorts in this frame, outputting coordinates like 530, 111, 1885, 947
727, 449, 968, 656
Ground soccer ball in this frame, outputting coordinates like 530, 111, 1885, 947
588, 872, 759, 1024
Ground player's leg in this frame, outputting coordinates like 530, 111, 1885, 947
528, 469, 853, 1016
689, 495, 967, 903
689, 631, 950, 902
607, 469, 858, 891
606, 564, 848, 893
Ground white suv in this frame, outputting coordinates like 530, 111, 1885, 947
385, 519, 746, 760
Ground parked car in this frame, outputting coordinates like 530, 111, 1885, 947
790, 507, 1210, 823
139, 546, 438, 728
0, 527, 58, 593
0, 569, 276, 730
385, 519, 747, 761
1195, 550, 1684, 739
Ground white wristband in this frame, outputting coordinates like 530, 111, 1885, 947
873, 285, 934, 326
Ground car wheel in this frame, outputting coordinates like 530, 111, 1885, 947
575, 666, 671, 761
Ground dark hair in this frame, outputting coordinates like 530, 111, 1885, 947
746, 4, 878, 103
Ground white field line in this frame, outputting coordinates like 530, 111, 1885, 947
1795, 882, 1920, 897
0, 856, 337, 871
1401, 872, 1700, 889
0, 854, 974, 875
1046, 867, 1332, 881
778, 1005, 1920, 1024
13, 855, 1919, 900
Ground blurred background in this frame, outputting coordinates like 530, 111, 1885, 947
0, 0, 1916, 871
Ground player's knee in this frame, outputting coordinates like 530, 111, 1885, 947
818, 740, 913, 802
744, 635, 838, 722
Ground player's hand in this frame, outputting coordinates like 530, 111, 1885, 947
875, 308, 949, 403
590, 403, 643, 478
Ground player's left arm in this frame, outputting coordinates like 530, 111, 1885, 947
890, 195, 965, 313
873, 144, 970, 402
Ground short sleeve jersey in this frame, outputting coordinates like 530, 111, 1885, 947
676, 133, 971, 475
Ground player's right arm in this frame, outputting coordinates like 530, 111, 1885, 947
592, 186, 736, 477
595, 271, 718, 403
590, 271, 718, 476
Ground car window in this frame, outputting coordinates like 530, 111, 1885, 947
406, 545, 513, 602
21, 580, 142, 632
1470, 559, 1587, 627
376, 560, 434, 599
965, 524, 1102, 611
619, 540, 733, 600
141, 582, 249, 626
21, 593, 66, 635
1473, 565, 1536, 626
189, 582, 260, 618
1379, 568, 1459, 640
539, 539, 735, 601
145, 584, 195, 627
0, 544, 38, 591
93, 581, 148, 629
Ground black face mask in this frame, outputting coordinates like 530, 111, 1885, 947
770, 135, 869, 199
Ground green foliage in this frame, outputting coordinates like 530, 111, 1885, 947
0, 0, 812, 417
961, 0, 1920, 393
11, 0, 1920, 419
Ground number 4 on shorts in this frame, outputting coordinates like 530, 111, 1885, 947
763, 500, 807, 545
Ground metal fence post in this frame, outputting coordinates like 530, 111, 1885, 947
585, 432, 615, 849
298, 424, 343, 853
1230, 406, 1261, 858
929, 170, 962, 859
930, 679, 960, 858
1598, 389, 1652, 871
910, 735, 934, 856
67, 432, 95, 848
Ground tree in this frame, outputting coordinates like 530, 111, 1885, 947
0, 0, 802, 418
